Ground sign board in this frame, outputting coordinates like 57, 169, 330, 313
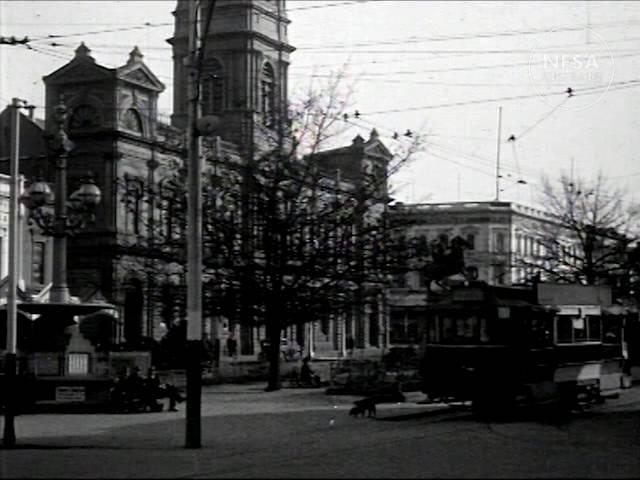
453, 288, 484, 302
55, 386, 86, 403
537, 284, 612, 306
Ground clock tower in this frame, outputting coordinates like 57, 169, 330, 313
167, 0, 295, 151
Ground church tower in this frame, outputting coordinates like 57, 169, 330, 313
168, 0, 295, 151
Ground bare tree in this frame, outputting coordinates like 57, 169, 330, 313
119, 71, 425, 389
513, 172, 639, 294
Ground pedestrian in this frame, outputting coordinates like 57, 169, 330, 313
123, 366, 145, 411
227, 333, 238, 358
144, 368, 185, 412
286, 339, 298, 361
163, 382, 185, 412
299, 356, 320, 387
143, 367, 163, 412
109, 369, 128, 412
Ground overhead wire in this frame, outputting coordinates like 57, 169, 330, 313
22, 1, 372, 43
506, 97, 570, 143
361, 79, 640, 115
296, 19, 640, 50
340, 112, 539, 183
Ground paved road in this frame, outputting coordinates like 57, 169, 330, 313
1, 384, 639, 478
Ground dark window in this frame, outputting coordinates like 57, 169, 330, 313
437, 314, 479, 343
390, 310, 419, 344
573, 316, 588, 342
201, 59, 224, 115
69, 104, 100, 130
494, 263, 507, 285
466, 234, 475, 250
557, 314, 605, 344
124, 177, 143, 236
321, 316, 329, 336
261, 63, 276, 127
369, 302, 379, 347
495, 232, 505, 253
122, 108, 143, 134
556, 316, 574, 343
587, 316, 601, 341
603, 315, 622, 344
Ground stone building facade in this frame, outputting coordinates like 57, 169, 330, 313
1, 0, 393, 361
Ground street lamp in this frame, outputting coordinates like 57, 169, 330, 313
19, 99, 101, 304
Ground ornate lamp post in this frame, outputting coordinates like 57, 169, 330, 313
19, 99, 102, 303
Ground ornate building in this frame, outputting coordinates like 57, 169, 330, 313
38, 43, 180, 346
0, 0, 393, 362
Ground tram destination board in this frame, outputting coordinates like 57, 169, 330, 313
55, 386, 86, 403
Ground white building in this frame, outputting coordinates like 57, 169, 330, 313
386, 200, 568, 346
0, 174, 53, 295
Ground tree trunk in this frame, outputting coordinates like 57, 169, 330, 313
265, 320, 282, 391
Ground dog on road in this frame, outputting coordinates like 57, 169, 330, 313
349, 397, 377, 418
349, 391, 406, 419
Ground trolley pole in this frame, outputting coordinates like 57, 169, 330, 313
494, 105, 503, 201
3, 98, 22, 448
185, 0, 203, 449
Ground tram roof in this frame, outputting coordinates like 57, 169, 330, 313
426, 282, 541, 309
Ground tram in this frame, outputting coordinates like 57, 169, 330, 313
419, 282, 626, 414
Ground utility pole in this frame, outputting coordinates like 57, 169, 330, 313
495, 105, 503, 201
3, 98, 25, 448
185, 0, 203, 449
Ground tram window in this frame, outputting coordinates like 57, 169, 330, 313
529, 317, 552, 346
390, 311, 420, 344
573, 317, 587, 342
427, 316, 438, 342
442, 316, 455, 341
438, 315, 479, 343
479, 317, 490, 343
462, 316, 477, 339
603, 316, 622, 344
556, 316, 574, 343
587, 316, 601, 341
556, 315, 604, 344
455, 317, 466, 337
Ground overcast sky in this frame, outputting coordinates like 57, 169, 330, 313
1, 0, 639, 207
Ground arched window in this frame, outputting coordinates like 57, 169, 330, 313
261, 62, 276, 127
122, 108, 143, 135
201, 59, 224, 115
69, 104, 101, 130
